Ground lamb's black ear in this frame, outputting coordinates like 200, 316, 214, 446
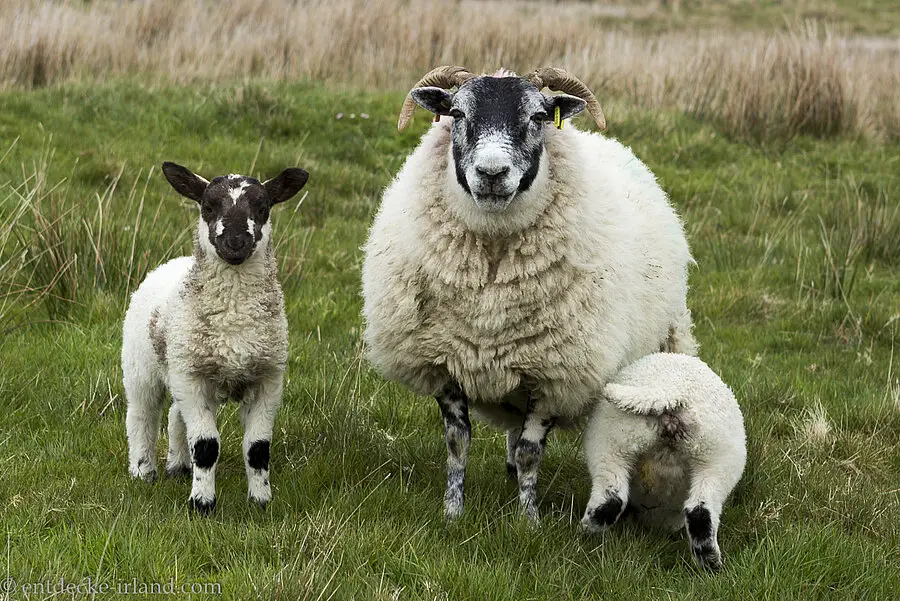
409, 87, 454, 116
162, 162, 208, 202
263, 168, 309, 205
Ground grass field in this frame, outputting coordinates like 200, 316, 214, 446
1, 1, 899, 599
1, 78, 897, 600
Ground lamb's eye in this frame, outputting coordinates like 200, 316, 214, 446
531, 112, 548, 123
449, 109, 464, 120
201, 204, 214, 219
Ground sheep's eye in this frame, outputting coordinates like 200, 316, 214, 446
449, 109, 465, 120
531, 112, 548, 123
201, 204, 215, 219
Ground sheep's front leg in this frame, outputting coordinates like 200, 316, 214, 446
170, 375, 219, 515
436, 384, 471, 520
239, 374, 283, 507
515, 399, 555, 521
505, 427, 522, 480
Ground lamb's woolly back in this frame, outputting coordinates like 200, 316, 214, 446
604, 353, 732, 416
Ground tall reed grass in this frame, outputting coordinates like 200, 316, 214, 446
1, 0, 898, 141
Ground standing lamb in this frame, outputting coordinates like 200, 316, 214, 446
581, 353, 746, 570
362, 66, 696, 520
123, 162, 308, 513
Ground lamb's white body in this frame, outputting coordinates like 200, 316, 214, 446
363, 120, 695, 423
581, 353, 746, 569
123, 217, 287, 510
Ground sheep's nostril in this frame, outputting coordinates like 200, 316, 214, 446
476, 165, 510, 179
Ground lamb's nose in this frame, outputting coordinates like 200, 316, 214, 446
224, 235, 249, 251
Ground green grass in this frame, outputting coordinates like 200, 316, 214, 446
0, 80, 898, 600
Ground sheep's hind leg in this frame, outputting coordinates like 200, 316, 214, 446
684, 460, 738, 570
436, 384, 471, 520
514, 400, 555, 521
125, 377, 164, 483
165, 402, 191, 478
505, 427, 522, 480
239, 374, 283, 508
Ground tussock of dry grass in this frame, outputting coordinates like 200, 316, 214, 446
1, 0, 898, 141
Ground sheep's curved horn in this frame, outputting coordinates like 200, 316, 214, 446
398, 66, 476, 131
526, 67, 606, 131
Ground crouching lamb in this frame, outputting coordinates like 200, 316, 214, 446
122, 162, 308, 513
581, 353, 746, 570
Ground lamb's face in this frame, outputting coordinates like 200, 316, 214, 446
410, 76, 586, 213
200, 176, 270, 265
161, 162, 309, 266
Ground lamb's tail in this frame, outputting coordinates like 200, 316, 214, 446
602, 383, 682, 415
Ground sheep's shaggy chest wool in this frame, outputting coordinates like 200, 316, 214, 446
363, 120, 695, 422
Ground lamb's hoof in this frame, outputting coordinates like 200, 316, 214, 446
165, 464, 191, 479
248, 495, 269, 509
505, 462, 517, 480
691, 544, 723, 571
188, 496, 216, 515
582, 495, 623, 532
131, 459, 157, 483
131, 469, 158, 484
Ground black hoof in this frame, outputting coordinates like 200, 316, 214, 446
586, 494, 624, 529
188, 497, 216, 515
138, 471, 158, 484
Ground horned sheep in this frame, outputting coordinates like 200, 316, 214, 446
362, 66, 697, 520
122, 162, 308, 513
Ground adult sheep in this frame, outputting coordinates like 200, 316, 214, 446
362, 66, 696, 520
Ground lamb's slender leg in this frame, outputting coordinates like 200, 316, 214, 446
436, 384, 471, 520
581, 403, 655, 532
505, 427, 522, 480
514, 399, 555, 521
170, 374, 219, 514
683, 457, 741, 570
125, 377, 165, 483
165, 402, 191, 477
239, 374, 283, 507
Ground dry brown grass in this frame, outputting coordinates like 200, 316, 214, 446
1, 0, 898, 140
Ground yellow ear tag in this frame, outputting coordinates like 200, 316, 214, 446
553, 106, 563, 129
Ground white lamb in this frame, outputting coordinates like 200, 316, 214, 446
362, 66, 696, 519
581, 352, 746, 570
122, 162, 308, 513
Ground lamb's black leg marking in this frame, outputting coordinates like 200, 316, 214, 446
685, 503, 722, 570
436, 384, 471, 519
584, 492, 624, 530
248, 440, 270, 470
188, 437, 219, 514
515, 399, 556, 521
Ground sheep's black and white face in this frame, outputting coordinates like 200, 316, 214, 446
411, 76, 586, 212
162, 163, 308, 266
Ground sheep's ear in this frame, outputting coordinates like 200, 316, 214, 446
263, 168, 309, 205
409, 87, 454, 116
543, 93, 586, 121
162, 162, 209, 202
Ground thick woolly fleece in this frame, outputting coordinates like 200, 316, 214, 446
362, 119, 696, 425
122, 218, 288, 509
581, 353, 746, 569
